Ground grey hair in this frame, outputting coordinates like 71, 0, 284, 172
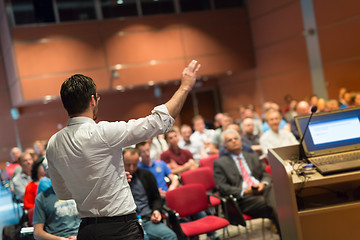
220, 128, 241, 148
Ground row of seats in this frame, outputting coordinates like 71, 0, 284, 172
165, 154, 272, 239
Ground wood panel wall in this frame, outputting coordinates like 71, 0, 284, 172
219, 0, 360, 118
1, 1, 360, 165
12, 8, 254, 102
313, 0, 360, 97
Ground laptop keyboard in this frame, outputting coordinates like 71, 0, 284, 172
311, 151, 360, 166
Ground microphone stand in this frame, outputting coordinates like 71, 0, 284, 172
298, 106, 317, 161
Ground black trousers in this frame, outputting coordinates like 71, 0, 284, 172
238, 184, 281, 237
77, 213, 144, 240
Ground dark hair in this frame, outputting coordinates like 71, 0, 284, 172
123, 148, 140, 156
60, 74, 97, 116
31, 157, 45, 182
135, 142, 148, 149
164, 128, 177, 141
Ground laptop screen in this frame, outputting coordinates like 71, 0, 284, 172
295, 106, 360, 157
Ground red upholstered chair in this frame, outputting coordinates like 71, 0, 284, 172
265, 165, 272, 175
199, 154, 219, 173
166, 184, 230, 239
181, 168, 222, 208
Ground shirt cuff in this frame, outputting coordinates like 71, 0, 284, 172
152, 104, 175, 132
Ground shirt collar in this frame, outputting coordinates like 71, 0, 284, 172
230, 152, 245, 161
67, 116, 96, 126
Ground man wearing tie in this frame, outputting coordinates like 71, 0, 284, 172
213, 128, 281, 237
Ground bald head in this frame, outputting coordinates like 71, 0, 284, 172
296, 101, 310, 115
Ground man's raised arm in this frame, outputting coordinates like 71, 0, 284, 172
165, 60, 200, 118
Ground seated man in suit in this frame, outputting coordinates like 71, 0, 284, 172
213, 128, 281, 237
124, 148, 177, 240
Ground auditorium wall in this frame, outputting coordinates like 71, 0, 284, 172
1, 1, 360, 164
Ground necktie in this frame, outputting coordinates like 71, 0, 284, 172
238, 157, 254, 187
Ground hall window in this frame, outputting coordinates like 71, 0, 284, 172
213, 0, 244, 9
56, 0, 97, 22
101, 0, 138, 18
179, 0, 211, 13
10, 0, 55, 25
141, 0, 175, 16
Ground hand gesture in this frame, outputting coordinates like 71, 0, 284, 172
181, 60, 201, 92
125, 171, 132, 182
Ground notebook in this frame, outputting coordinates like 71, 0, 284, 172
295, 106, 360, 175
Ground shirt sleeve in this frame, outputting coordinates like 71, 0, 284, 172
160, 151, 170, 164
32, 194, 46, 225
102, 105, 174, 149
47, 149, 73, 200
161, 161, 172, 175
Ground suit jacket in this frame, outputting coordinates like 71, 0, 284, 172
133, 168, 162, 212
213, 151, 271, 199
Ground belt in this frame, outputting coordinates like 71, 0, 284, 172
81, 213, 137, 225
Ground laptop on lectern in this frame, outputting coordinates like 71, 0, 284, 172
295, 106, 360, 175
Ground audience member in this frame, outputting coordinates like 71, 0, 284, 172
317, 98, 326, 112
25, 147, 39, 162
161, 128, 198, 174
33, 140, 47, 158
290, 101, 310, 140
308, 94, 319, 109
340, 90, 351, 108
262, 103, 289, 133
283, 99, 297, 123
241, 118, 262, 155
12, 152, 34, 201
190, 115, 215, 154
123, 148, 178, 240
235, 105, 246, 126
24, 157, 46, 210
351, 92, 360, 107
213, 129, 281, 236
282, 94, 293, 114
146, 135, 169, 160
178, 124, 207, 162
0, 147, 21, 180
209, 113, 233, 154
214, 113, 224, 129
226, 124, 254, 154
326, 99, 339, 111
338, 87, 348, 106
136, 141, 179, 198
33, 186, 81, 240
241, 106, 262, 136
260, 109, 298, 156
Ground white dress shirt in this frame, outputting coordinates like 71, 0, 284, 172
259, 129, 298, 155
47, 105, 174, 218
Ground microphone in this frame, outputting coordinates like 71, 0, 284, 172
299, 106, 317, 161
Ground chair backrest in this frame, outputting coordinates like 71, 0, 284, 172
166, 184, 208, 217
199, 154, 219, 172
223, 197, 246, 227
265, 165, 271, 175
181, 167, 215, 190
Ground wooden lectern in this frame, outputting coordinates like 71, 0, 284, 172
268, 144, 360, 240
